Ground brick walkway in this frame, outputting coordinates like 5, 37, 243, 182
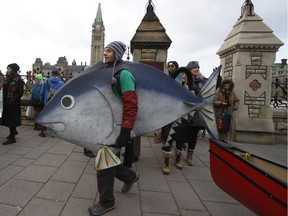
0, 120, 285, 216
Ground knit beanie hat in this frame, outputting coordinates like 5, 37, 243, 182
187, 61, 200, 70
7, 63, 20, 73
35, 74, 43, 80
105, 41, 126, 60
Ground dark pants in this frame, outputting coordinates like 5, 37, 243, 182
187, 126, 201, 150
133, 136, 141, 158
97, 164, 136, 207
123, 136, 141, 167
162, 125, 201, 152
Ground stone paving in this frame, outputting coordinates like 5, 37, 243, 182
0, 121, 286, 216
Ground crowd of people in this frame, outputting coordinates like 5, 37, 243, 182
1, 41, 239, 216
0, 64, 65, 143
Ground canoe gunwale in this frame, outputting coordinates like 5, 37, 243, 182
209, 138, 287, 212
209, 138, 287, 187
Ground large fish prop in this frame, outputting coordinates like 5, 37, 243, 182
36, 61, 220, 153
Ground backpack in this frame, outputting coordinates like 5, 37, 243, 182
46, 79, 56, 101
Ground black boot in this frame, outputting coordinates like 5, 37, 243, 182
2, 139, 16, 145
6, 130, 18, 139
3, 128, 16, 145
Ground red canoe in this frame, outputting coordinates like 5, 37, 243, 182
209, 138, 287, 216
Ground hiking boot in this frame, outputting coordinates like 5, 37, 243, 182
2, 139, 16, 145
121, 172, 140, 193
174, 149, 183, 170
88, 203, 115, 216
186, 149, 194, 166
162, 151, 171, 175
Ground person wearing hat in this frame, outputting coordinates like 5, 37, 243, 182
160, 60, 187, 174
213, 79, 239, 140
30, 73, 44, 130
2, 63, 24, 145
182, 61, 208, 165
38, 69, 64, 137
88, 41, 139, 216
161, 61, 208, 173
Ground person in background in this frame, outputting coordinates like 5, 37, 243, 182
30, 74, 44, 130
1, 63, 24, 145
38, 69, 64, 137
213, 79, 239, 141
161, 60, 186, 174
88, 41, 139, 216
167, 61, 181, 83
183, 61, 207, 166
182, 72, 188, 87
162, 61, 208, 169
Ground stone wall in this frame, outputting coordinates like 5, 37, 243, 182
272, 108, 287, 144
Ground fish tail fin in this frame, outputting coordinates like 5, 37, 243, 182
165, 65, 221, 144
198, 65, 222, 139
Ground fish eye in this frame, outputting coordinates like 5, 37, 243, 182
61, 95, 75, 110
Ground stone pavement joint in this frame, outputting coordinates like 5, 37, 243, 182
1, 122, 285, 215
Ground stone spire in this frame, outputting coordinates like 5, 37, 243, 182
217, 1, 283, 57
216, 0, 284, 144
94, 3, 103, 25
90, 3, 105, 65
130, 0, 171, 70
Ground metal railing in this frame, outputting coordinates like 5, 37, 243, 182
270, 77, 287, 109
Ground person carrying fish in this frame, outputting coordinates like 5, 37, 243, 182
88, 41, 140, 216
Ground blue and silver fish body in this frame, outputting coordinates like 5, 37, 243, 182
36, 61, 210, 153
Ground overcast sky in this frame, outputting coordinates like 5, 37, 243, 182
0, 0, 287, 77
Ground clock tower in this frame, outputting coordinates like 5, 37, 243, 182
90, 3, 105, 65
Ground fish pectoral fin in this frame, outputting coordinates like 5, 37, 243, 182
95, 146, 121, 170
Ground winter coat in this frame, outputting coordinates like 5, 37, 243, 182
40, 77, 64, 105
2, 74, 24, 127
213, 79, 239, 140
213, 80, 239, 118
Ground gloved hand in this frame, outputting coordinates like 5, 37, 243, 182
115, 127, 132, 148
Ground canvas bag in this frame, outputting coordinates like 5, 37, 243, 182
25, 106, 34, 119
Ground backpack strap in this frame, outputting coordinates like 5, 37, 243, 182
112, 70, 123, 96
46, 79, 50, 91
